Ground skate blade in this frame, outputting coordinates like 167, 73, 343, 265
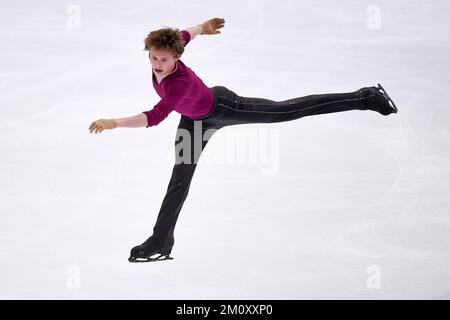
128, 254, 173, 263
377, 83, 398, 113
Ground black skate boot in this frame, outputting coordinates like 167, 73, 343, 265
371, 83, 398, 115
128, 235, 174, 263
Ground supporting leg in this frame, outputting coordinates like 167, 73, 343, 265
149, 117, 219, 252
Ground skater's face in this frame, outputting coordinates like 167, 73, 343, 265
149, 47, 179, 77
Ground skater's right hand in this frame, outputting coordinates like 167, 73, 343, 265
89, 119, 118, 134
199, 18, 225, 35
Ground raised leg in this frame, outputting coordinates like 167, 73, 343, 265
213, 86, 380, 126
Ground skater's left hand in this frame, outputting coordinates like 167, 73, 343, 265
199, 18, 225, 35
89, 119, 118, 134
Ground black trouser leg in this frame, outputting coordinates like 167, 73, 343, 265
151, 116, 219, 250
210, 86, 377, 126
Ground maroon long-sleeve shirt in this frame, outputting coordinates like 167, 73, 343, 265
142, 30, 214, 128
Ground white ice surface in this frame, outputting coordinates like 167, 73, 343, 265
0, 0, 449, 299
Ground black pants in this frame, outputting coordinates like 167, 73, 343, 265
150, 85, 378, 251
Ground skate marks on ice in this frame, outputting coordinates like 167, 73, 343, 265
331, 81, 450, 267
192, 0, 265, 57
331, 129, 403, 258
330, 76, 412, 258
0, 58, 134, 129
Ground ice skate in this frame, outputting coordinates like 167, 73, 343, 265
128, 236, 174, 263
375, 83, 398, 115
128, 253, 173, 263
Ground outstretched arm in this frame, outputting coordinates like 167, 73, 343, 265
185, 25, 202, 41
89, 113, 147, 134
186, 17, 225, 40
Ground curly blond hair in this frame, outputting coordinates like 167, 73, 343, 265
143, 26, 185, 58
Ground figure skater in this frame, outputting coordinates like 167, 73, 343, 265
88, 18, 398, 262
